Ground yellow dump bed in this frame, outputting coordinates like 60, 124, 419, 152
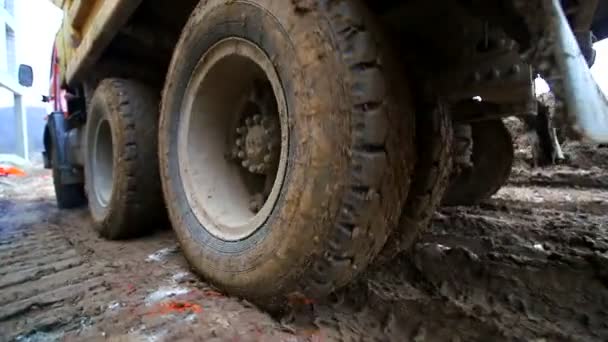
50, 0, 142, 85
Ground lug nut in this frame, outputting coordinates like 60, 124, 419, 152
236, 139, 243, 147
238, 151, 245, 159
236, 127, 244, 134
249, 197, 264, 213
242, 160, 250, 168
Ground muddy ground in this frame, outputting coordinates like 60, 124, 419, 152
1, 142, 607, 341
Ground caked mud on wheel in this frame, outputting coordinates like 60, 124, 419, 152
443, 119, 514, 206
159, 0, 415, 305
84, 79, 165, 239
379, 102, 453, 261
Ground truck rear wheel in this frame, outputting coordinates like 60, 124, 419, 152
52, 169, 86, 209
443, 120, 514, 206
159, 0, 415, 304
379, 102, 453, 260
53, 169, 87, 209
84, 79, 165, 239
45, 115, 87, 209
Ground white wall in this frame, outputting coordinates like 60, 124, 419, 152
592, 39, 608, 94
0, 0, 62, 157
0, 0, 62, 107
16, 0, 62, 105
0, 0, 16, 82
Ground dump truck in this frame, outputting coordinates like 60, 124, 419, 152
41, 0, 608, 306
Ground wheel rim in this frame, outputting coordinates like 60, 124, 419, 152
92, 119, 114, 207
178, 38, 289, 241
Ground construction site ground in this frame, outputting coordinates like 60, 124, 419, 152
1, 140, 607, 341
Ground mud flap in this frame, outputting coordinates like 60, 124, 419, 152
548, 0, 608, 142
46, 112, 83, 185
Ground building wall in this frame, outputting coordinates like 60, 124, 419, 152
0, 106, 45, 155
0, 0, 32, 160
0, 0, 16, 77
0, 0, 64, 160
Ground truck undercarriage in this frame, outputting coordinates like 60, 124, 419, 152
43, 0, 608, 306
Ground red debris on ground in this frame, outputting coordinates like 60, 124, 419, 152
202, 290, 224, 298
0, 166, 26, 177
146, 301, 202, 316
287, 293, 315, 306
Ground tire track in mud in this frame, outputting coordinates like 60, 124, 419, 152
1, 167, 607, 341
0, 174, 113, 341
412, 208, 608, 341
509, 166, 608, 190
0, 221, 111, 341
51, 210, 304, 342
0, 196, 303, 341
290, 172, 608, 341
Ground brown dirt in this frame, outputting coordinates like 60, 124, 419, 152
1, 161, 607, 341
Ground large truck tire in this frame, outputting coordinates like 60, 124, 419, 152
52, 170, 86, 209
45, 114, 87, 209
159, 0, 415, 304
443, 120, 514, 206
84, 79, 165, 239
379, 102, 453, 261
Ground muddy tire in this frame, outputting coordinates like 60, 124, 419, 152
84, 79, 165, 239
443, 120, 513, 206
52, 169, 86, 209
379, 102, 453, 260
159, 0, 415, 304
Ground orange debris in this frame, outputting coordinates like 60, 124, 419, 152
146, 301, 202, 316
0, 166, 26, 177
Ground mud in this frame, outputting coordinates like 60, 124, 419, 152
1, 160, 607, 341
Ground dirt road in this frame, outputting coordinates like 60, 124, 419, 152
1, 153, 607, 341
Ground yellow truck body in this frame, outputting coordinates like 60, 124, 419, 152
51, 0, 142, 85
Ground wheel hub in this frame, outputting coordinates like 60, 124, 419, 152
233, 114, 280, 175
178, 38, 288, 241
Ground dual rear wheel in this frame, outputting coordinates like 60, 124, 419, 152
73, 0, 511, 305
77, 0, 416, 304
443, 120, 514, 206
84, 79, 165, 239
158, 0, 415, 302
